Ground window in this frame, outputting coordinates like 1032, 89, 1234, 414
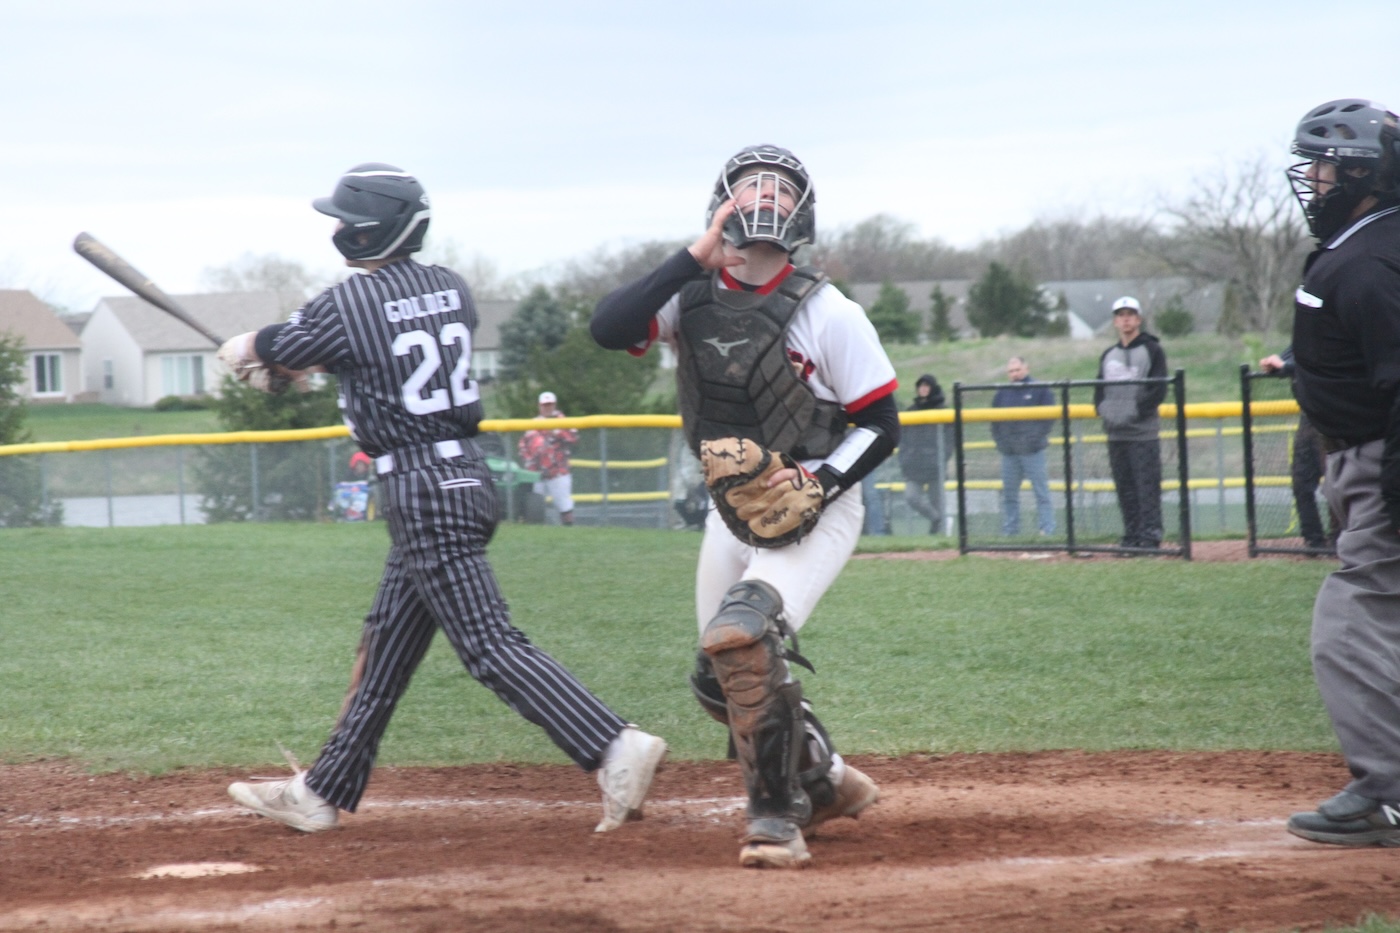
102, 359, 114, 390
33, 353, 62, 395
161, 355, 206, 396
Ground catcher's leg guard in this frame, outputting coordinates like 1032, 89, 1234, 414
689, 651, 729, 726
701, 580, 811, 828
797, 709, 838, 816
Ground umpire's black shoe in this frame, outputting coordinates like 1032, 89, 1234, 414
1287, 791, 1400, 847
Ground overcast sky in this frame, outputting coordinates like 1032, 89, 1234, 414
2, 0, 1395, 312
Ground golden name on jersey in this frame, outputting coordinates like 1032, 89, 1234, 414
382, 288, 462, 323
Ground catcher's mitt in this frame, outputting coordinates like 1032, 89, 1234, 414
700, 437, 824, 548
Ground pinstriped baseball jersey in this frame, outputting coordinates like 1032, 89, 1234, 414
267, 260, 485, 458
259, 256, 628, 814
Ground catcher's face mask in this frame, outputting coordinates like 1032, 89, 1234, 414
723, 168, 808, 249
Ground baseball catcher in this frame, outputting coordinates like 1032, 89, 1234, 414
592, 145, 900, 868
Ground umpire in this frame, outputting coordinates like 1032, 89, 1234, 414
1279, 101, 1400, 847
219, 164, 665, 836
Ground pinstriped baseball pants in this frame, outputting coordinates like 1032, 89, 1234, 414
305, 458, 627, 812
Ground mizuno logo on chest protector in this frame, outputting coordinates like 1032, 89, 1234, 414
704, 337, 750, 357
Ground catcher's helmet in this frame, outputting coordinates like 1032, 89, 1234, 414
705, 145, 815, 252
314, 163, 431, 261
1287, 99, 1400, 240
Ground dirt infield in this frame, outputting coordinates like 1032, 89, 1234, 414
4, 750, 1400, 933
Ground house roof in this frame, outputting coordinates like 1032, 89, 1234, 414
0, 290, 83, 350
1040, 278, 1224, 333
94, 291, 286, 351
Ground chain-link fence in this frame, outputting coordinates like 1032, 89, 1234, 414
950, 371, 1191, 558
5, 427, 686, 531
0, 395, 1320, 555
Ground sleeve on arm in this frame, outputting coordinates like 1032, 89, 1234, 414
591, 248, 702, 350
253, 324, 285, 364
1141, 342, 1170, 409
813, 394, 900, 495
260, 292, 348, 371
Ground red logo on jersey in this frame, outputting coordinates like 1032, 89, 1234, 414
787, 349, 814, 382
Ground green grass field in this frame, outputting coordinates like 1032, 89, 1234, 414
0, 521, 1335, 775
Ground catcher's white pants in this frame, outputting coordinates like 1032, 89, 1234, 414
695, 484, 864, 635
533, 472, 574, 514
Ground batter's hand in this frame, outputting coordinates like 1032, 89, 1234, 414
689, 200, 745, 271
1260, 354, 1286, 373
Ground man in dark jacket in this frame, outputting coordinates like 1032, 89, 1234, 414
1094, 296, 1169, 551
897, 374, 949, 535
992, 356, 1055, 536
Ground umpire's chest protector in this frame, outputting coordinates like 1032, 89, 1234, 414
676, 267, 847, 460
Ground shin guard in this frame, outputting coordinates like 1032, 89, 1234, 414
701, 581, 811, 826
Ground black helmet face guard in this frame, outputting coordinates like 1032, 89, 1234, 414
1287, 99, 1400, 239
314, 164, 431, 261
705, 145, 815, 251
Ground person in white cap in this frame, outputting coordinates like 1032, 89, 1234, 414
1094, 296, 1169, 552
518, 391, 579, 526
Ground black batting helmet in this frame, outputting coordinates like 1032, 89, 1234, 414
1286, 99, 1400, 240
705, 145, 816, 252
314, 163, 431, 261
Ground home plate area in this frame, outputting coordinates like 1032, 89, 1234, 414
3, 751, 1399, 932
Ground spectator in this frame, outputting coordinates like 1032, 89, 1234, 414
1094, 297, 1168, 552
517, 391, 579, 526
1260, 349, 1337, 553
897, 374, 949, 535
991, 356, 1055, 536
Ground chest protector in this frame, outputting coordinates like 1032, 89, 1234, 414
676, 267, 848, 460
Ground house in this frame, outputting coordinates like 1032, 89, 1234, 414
1040, 278, 1224, 334
474, 298, 514, 380
80, 291, 286, 406
0, 290, 85, 403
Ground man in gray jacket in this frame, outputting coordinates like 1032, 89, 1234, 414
1094, 297, 1168, 551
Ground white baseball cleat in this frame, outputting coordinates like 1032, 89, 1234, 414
808, 764, 880, 828
595, 727, 668, 832
228, 771, 339, 833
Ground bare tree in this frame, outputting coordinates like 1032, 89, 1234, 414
420, 237, 522, 299
984, 213, 1163, 281
809, 214, 978, 282
201, 253, 327, 314
1157, 156, 1309, 334
552, 239, 691, 303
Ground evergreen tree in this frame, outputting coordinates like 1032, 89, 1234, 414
965, 262, 1056, 338
195, 376, 342, 522
497, 285, 571, 381
866, 281, 921, 344
0, 333, 61, 526
495, 325, 661, 419
928, 284, 957, 342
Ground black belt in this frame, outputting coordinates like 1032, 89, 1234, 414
1318, 434, 1381, 454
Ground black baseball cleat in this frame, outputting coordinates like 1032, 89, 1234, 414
1287, 791, 1400, 847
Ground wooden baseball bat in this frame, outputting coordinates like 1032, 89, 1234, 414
72, 232, 225, 347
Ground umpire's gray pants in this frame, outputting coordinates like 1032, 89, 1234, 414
1313, 440, 1400, 801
